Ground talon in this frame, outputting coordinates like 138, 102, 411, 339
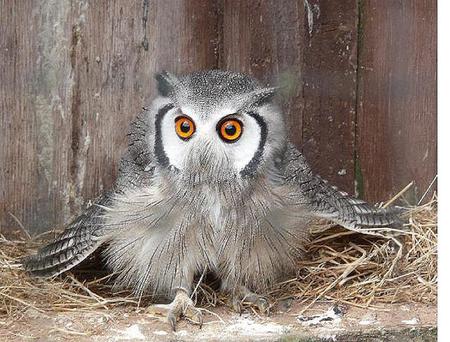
232, 286, 272, 315
232, 297, 243, 314
145, 289, 203, 331
199, 313, 203, 329
256, 297, 270, 315
168, 312, 177, 332
184, 305, 203, 328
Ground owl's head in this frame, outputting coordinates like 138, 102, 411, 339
149, 70, 287, 185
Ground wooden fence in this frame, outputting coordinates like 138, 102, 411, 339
0, 0, 436, 236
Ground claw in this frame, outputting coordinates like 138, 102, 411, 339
232, 296, 243, 314
254, 296, 270, 315
232, 286, 271, 315
167, 311, 177, 331
184, 303, 203, 328
146, 289, 203, 331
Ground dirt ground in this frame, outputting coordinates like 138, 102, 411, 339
1, 300, 436, 341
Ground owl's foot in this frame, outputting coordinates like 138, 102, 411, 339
146, 289, 203, 331
232, 286, 270, 315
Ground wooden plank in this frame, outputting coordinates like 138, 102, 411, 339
299, 0, 358, 194
357, 0, 437, 203
221, 0, 358, 194
0, 0, 74, 237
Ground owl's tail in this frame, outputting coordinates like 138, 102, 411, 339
22, 192, 113, 277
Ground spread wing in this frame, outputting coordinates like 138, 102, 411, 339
23, 109, 154, 277
282, 143, 403, 231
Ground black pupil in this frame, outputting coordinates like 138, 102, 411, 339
225, 123, 236, 136
180, 120, 191, 133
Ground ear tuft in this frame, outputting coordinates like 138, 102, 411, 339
155, 71, 178, 97
246, 87, 278, 108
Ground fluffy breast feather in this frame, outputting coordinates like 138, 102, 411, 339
102, 172, 311, 297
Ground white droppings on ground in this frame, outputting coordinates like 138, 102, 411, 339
174, 329, 188, 337
114, 324, 145, 340
359, 312, 378, 326
297, 306, 343, 327
225, 315, 288, 336
402, 318, 419, 325
319, 333, 338, 342
153, 330, 168, 336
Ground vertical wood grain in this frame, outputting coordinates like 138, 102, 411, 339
221, 0, 358, 194
357, 0, 437, 203
300, 0, 358, 194
0, 0, 74, 236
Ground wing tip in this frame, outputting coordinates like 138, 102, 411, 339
22, 242, 100, 278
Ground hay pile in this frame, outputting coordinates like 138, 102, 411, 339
0, 193, 437, 324
271, 194, 437, 312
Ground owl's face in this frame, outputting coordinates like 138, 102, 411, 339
151, 70, 287, 185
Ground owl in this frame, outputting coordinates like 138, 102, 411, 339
24, 70, 401, 330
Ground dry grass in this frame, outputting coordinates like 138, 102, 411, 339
0, 192, 437, 324
271, 194, 437, 312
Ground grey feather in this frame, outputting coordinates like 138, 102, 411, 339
23, 192, 113, 276
282, 143, 403, 230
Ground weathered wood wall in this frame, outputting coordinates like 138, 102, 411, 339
357, 0, 437, 203
0, 0, 436, 236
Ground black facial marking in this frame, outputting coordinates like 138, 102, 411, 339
154, 103, 174, 167
240, 111, 268, 177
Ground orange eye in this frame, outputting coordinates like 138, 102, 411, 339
175, 116, 195, 140
218, 118, 243, 142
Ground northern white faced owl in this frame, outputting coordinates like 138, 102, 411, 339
24, 70, 401, 329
